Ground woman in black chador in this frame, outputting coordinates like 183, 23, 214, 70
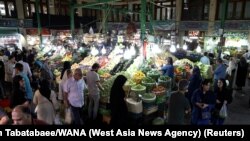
235, 57, 248, 91
110, 75, 128, 126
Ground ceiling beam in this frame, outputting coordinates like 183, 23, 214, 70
73, 0, 121, 9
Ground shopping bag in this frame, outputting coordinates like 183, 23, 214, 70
219, 103, 228, 118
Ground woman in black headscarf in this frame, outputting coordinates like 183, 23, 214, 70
10, 75, 27, 108
60, 61, 71, 80
187, 66, 202, 104
235, 57, 248, 91
110, 75, 128, 126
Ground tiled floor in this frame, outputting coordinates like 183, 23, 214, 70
224, 79, 250, 125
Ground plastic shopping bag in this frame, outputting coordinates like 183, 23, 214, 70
219, 103, 228, 118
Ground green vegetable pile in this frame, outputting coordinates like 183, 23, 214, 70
142, 77, 156, 84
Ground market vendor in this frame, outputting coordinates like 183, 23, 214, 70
160, 57, 174, 79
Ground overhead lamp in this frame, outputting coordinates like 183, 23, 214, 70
176, 44, 180, 49
183, 43, 188, 50
196, 45, 201, 53
170, 45, 176, 53
101, 46, 106, 55
91, 46, 99, 56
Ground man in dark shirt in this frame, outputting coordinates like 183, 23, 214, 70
167, 79, 191, 124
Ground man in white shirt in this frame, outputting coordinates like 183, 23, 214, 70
86, 63, 104, 121
64, 68, 86, 125
200, 52, 210, 65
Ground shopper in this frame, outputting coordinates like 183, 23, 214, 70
213, 58, 227, 90
64, 68, 87, 125
0, 107, 9, 125
86, 63, 104, 121
13, 63, 33, 103
200, 52, 210, 65
168, 79, 191, 125
212, 79, 232, 125
12, 105, 47, 125
235, 57, 248, 92
226, 57, 236, 90
10, 75, 28, 108
187, 66, 202, 104
58, 69, 72, 102
110, 75, 128, 126
33, 79, 58, 125
4, 55, 16, 97
191, 79, 216, 125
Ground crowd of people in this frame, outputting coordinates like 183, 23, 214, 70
166, 52, 250, 125
0, 47, 250, 125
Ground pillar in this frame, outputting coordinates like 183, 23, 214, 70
16, 0, 24, 19
207, 0, 217, 36
175, 0, 182, 46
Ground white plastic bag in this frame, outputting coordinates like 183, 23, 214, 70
64, 107, 72, 124
219, 103, 228, 118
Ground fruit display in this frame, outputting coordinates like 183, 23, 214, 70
195, 62, 212, 79
98, 69, 109, 76
131, 84, 146, 91
104, 55, 122, 71
139, 64, 151, 74
141, 77, 156, 92
174, 58, 194, 68
158, 76, 172, 90
100, 71, 129, 97
100, 73, 111, 79
62, 53, 72, 62
152, 86, 166, 96
154, 52, 177, 68
131, 84, 146, 97
147, 69, 161, 81
126, 56, 144, 76
132, 71, 146, 84
79, 56, 99, 66
141, 93, 156, 103
71, 63, 80, 70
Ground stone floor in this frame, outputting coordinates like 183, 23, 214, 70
224, 79, 250, 125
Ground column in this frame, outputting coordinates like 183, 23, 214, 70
175, 0, 182, 46
16, 0, 24, 19
49, 0, 55, 15
77, 0, 83, 17
208, 0, 217, 36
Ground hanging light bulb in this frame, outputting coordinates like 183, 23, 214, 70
101, 46, 106, 55
176, 44, 180, 49
170, 44, 176, 53
183, 43, 188, 50
196, 45, 201, 53
91, 46, 99, 56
